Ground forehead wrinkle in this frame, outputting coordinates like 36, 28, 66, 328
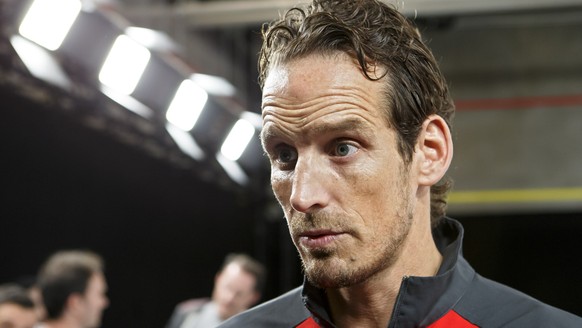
261, 112, 377, 149
260, 120, 293, 147
261, 72, 385, 146
262, 95, 335, 134
331, 84, 381, 107
262, 86, 381, 121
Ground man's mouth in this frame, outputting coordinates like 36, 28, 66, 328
298, 230, 345, 248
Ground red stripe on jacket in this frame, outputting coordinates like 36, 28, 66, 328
428, 310, 479, 328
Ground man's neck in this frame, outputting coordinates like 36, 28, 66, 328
326, 214, 442, 328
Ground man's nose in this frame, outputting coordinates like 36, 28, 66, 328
289, 154, 331, 213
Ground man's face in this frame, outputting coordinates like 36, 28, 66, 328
77, 272, 109, 328
0, 303, 37, 328
212, 263, 259, 320
261, 53, 416, 288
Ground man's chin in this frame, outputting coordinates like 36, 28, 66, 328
218, 307, 239, 321
302, 256, 349, 289
302, 253, 384, 289
306, 273, 340, 288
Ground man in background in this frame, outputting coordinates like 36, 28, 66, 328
36, 250, 109, 328
0, 284, 38, 328
166, 253, 265, 328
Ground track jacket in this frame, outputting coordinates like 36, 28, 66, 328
219, 217, 582, 327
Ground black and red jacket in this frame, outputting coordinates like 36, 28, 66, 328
219, 218, 582, 327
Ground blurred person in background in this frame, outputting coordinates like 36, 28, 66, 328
0, 284, 38, 328
166, 253, 265, 328
36, 250, 108, 328
26, 285, 45, 324
12, 276, 46, 323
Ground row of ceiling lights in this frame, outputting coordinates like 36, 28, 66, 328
9, 0, 265, 186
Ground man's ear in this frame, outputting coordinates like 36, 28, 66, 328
416, 114, 453, 186
66, 292, 84, 314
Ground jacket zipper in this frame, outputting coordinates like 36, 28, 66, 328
387, 275, 410, 328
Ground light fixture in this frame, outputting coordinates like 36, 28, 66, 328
166, 79, 209, 131
98, 34, 151, 95
220, 119, 255, 161
215, 111, 266, 186
18, 0, 82, 51
10, 35, 71, 89
9, 0, 266, 189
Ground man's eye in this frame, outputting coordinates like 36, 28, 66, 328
333, 143, 358, 157
276, 147, 298, 163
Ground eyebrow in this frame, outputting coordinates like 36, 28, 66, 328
261, 117, 375, 146
310, 118, 372, 137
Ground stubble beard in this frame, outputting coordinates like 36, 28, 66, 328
292, 192, 414, 289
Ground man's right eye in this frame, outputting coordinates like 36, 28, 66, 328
275, 146, 298, 164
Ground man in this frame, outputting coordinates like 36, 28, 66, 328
0, 284, 38, 328
166, 253, 265, 328
37, 250, 109, 328
219, 0, 582, 327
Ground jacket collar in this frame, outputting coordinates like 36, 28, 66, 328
301, 217, 475, 328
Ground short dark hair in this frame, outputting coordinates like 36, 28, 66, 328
37, 250, 104, 319
0, 284, 34, 309
259, 0, 455, 224
220, 253, 266, 294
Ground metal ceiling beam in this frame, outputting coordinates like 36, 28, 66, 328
119, 0, 582, 28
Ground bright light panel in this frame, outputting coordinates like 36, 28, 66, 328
166, 79, 208, 131
18, 0, 82, 51
220, 119, 255, 161
99, 35, 151, 95
10, 35, 71, 89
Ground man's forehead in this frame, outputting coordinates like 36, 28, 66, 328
262, 54, 387, 109
263, 53, 360, 99
262, 63, 291, 98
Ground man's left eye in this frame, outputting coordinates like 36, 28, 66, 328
333, 143, 358, 157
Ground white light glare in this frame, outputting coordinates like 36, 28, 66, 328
99, 35, 151, 95
100, 85, 154, 119
125, 27, 177, 52
166, 79, 209, 131
19, 0, 82, 51
216, 153, 249, 186
190, 73, 236, 97
166, 123, 205, 161
10, 35, 70, 89
221, 119, 255, 161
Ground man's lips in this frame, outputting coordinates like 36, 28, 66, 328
298, 230, 346, 248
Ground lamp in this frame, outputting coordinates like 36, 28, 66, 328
18, 0, 82, 51
165, 79, 209, 132
98, 34, 151, 95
